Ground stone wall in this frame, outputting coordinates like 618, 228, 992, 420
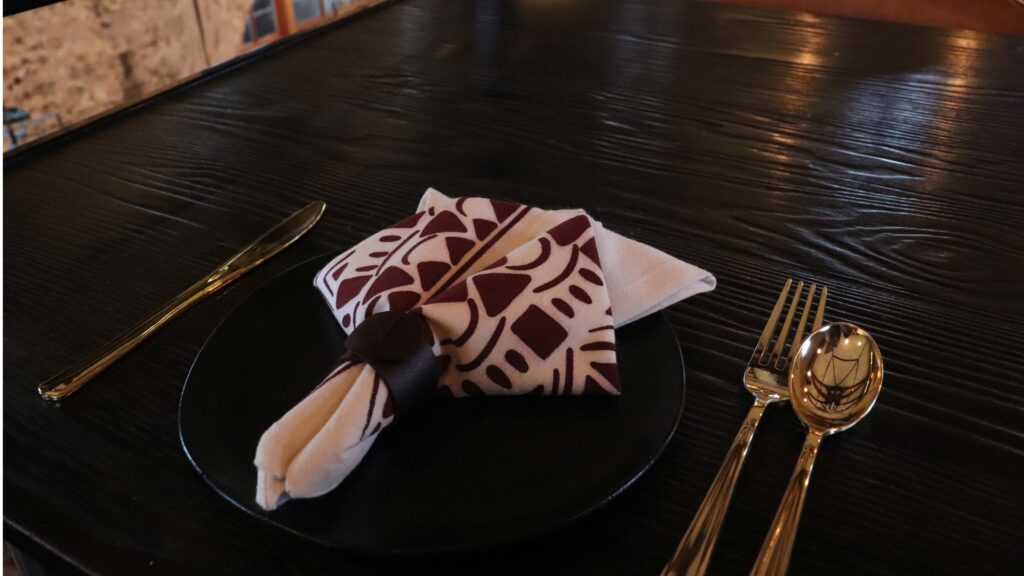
3, 0, 383, 148
3, 0, 250, 136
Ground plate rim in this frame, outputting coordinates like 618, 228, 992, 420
178, 252, 686, 554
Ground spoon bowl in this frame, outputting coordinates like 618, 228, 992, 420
790, 322, 884, 434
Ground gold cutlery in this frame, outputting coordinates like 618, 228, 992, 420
750, 322, 883, 576
37, 200, 326, 402
662, 279, 827, 576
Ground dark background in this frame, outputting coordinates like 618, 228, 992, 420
4, 0, 62, 17
5, 0, 1023, 574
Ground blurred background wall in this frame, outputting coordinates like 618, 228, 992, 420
4, 0, 220, 131
200, 0, 261, 63
3, 0, 377, 150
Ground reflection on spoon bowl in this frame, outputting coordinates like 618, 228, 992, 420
791, 322, 884, 435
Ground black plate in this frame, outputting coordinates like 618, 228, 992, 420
179, 254, 685, 553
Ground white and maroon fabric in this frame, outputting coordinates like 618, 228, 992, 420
254, 189, 715, 510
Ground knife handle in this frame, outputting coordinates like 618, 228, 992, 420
38, 265, 241, 401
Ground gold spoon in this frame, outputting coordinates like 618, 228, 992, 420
751, 322, 883, 576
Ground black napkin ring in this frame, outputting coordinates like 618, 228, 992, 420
341, 311, 440, 420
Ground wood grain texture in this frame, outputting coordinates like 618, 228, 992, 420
4, 0, 1023, 574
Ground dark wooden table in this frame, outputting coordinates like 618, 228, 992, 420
5, 0, 1023, 574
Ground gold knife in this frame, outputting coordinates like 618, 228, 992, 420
38, 200, 326, 402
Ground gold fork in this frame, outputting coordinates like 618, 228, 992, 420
661, 279, 827, 576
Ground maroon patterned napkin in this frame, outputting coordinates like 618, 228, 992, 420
255, 189, 715, 510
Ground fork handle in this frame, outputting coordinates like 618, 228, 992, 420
661, 399, 769, 576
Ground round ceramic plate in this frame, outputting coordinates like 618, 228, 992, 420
179, 254, 685, 553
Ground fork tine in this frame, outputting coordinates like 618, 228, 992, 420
755, 278, 793, 358
812, 286, 828, 332
767, 280, 803, 364
782, 283, 816, 368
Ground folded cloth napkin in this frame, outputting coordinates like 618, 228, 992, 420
255, 189, 716, 510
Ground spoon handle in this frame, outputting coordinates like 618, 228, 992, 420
750, 430, 824, 576
661, 399, 769, 576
